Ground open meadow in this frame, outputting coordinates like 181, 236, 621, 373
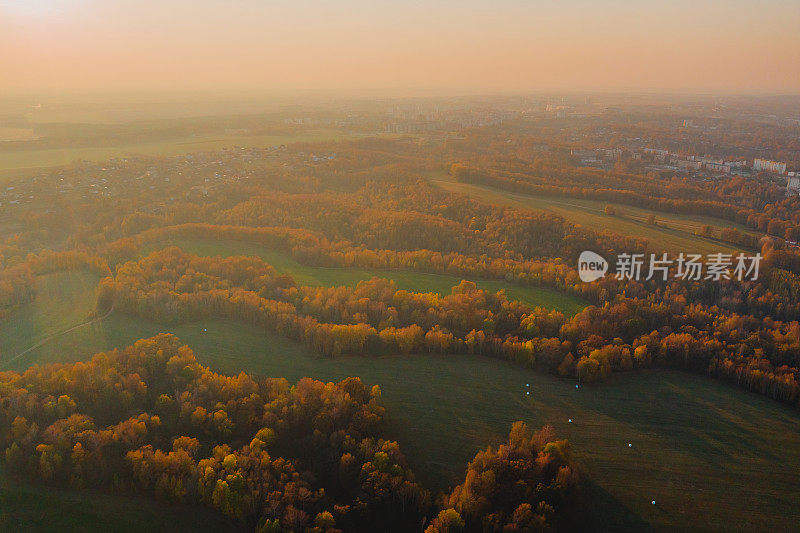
1, 270, 798, 531
0, 464, 240, 533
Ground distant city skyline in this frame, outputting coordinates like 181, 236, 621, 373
2, 0, 799, 94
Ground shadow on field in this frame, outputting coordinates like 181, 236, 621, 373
579, 479, 654, 532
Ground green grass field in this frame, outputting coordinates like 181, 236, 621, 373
433, 177, 759, 255
0, 464, 240, 533
0, 270, 101, 367
145, 237, 588, 316
3, 271, 799, 531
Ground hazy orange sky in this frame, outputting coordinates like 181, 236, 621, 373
2, 0, 799, 95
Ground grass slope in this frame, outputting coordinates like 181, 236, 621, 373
433, 177, 759, 255
12, 311, 800, 532
0, 270, 101, 365
3, 271, 799, 531
0, 464, 240, 533
176, 326, 800, 533
146, 237, 587, 316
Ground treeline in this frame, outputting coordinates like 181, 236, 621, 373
428, 423, 581, 533
98, 248, 540, 358
450, 163, 742, 218
450, 159, 717, 203
718, 226, 762, 250
111, 222, 613, 304
0, 265, 34, 314
450, 162, 800, 242
95, 181, 632, 265
6, 137, 800, 413
212, 183, 647, 263
98, 248, 800, 407
0, 250, 110, 313
0, 334, 582, 532
24, 249, 110, 277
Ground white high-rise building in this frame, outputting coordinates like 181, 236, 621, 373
786, 174, 800, 196
754, 158, 787, 174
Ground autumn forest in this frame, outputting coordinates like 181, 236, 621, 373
1, 93, 800, 532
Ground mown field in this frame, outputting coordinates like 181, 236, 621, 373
144, 237, 589, 315
1, 270, 799, 531
433, 176, 760, 256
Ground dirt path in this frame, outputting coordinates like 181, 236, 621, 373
1, 306, 114, 370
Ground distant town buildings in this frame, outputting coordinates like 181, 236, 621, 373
545, 104, 571, 118
383, 106, 513, 134
704, 160, 747, 174
675, 159, 703, 171
787, 173, 800, 196
635, 148, 790, 177
754, 158, 787, 174
571, 149, 603, 167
